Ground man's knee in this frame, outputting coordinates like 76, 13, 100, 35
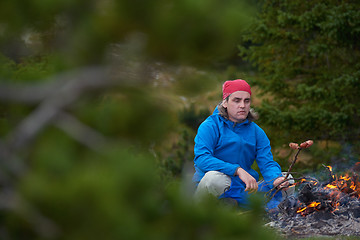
195, 171, 231, 198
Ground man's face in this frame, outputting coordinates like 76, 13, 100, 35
222, 91, 251, 123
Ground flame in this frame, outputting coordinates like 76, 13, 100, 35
300, 178, 307, 184
297, 207, 307, 213
339, 175, 350, 181
350, 182, 356, 191
325, 165, 337, 181
308, 202, 320, 208
296, 201, 321, 215
325, 184, 337, 189
333, 201, 340, 211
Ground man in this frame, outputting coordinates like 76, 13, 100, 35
192, 79, 290, 209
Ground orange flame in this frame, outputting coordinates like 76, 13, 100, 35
350, 182, 356, 191
325, 184, 337, 189
339, 175, 350, 181
308, 202, 321, 208
296, 202, 321, 214
297, 207, 307, 213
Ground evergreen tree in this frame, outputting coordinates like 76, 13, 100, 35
239, 0, 360, 145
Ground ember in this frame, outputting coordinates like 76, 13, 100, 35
267, 162, 360, 237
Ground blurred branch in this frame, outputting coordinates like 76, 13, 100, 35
0, 67, 109, 104
0, 66, 124, 179
0, 140, 26, 180
5, 66, 112, 151
0, 81, 64, 104
54, 111, 108, 152
0, 47, 155, 178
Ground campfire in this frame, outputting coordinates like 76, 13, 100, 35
266, 141, 360, 237
293, 165, 360, 217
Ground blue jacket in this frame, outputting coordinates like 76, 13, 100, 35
193, 107, 283, 203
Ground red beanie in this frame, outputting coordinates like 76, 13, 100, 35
222, 79, 251, 100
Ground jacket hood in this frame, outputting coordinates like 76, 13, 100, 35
212, 106, 220, 115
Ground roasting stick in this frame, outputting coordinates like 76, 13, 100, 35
265, 140, 314, 201
284, 147, 302, 180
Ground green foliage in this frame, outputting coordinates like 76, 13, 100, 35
157, 104, 211, 179
0, 0, 255, 66
0, 54, 16, 79
0, 54, 64, 83
239, 0, 360, 145
4, 145, 277, 240
0, 0, 279, 239
158, 127, 195, 179
74, 88, 177, 144
180, 103, 211, 131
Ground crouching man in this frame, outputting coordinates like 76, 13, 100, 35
192, 79, 293, 209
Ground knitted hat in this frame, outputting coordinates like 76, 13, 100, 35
222, 79, 252, 100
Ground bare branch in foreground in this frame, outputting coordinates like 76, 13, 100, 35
0, 80, 65, 104
0, 66, 114, 104
54, 112, 108, 152
5, 66, 113, 151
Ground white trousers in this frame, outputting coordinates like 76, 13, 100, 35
194, 171, 295, 199
194, 171, 231, 198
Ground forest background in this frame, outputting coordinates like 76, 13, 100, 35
0, 0, 359, 239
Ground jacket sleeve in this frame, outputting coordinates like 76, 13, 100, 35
254, 125, 282, 186
194, 119, 239, 176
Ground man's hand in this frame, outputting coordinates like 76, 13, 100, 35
236, 167, 258, 193
273, 176, 289, 189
